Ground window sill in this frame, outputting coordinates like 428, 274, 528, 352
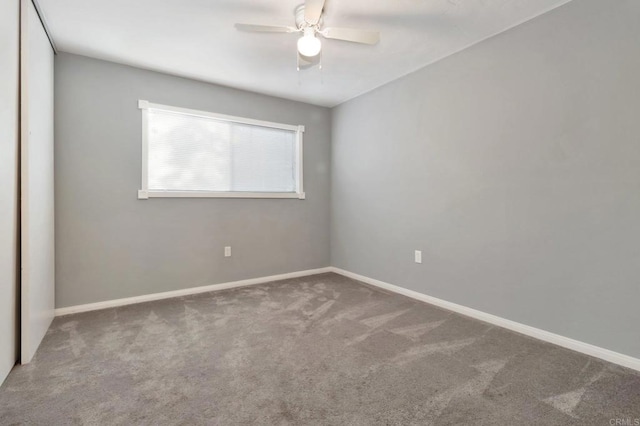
137, 190, 305, 200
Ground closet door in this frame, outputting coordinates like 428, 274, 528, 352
0, 0, 20, 382
20, 0, 55, 364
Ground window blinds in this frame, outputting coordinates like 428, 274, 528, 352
147, 109, 298, 193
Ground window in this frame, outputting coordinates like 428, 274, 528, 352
137, 100, 305, 199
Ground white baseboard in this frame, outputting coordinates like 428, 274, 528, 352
54, 267, 333, 317
329, 267, 640, 373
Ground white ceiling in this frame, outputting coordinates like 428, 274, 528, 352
38, 0, 571, 107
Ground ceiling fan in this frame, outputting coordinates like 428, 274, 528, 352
235, 0, 380, 70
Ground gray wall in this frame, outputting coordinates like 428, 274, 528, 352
331, 0, 640, 359
0, 0, 19, 382
55, 53, 331, 308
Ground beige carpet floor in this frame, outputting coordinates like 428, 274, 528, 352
1, 272, 639, 425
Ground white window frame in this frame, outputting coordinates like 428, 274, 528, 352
137, 100, 305, 200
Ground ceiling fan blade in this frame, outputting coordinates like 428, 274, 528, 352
321, 27, 380, 45
235, 23, 297, 33
304, 0, 326, 25
343, 11, 458, 31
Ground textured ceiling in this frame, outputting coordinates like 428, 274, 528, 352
38, 0, 572, 107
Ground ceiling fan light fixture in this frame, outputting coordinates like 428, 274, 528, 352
297, 28, 321, 57
235, 0, 379, 69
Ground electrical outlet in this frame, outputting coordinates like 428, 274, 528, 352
224, 246, 231, 257
414, 250, 422, 264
